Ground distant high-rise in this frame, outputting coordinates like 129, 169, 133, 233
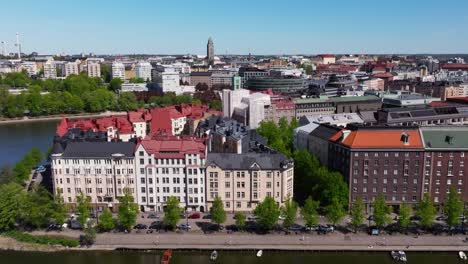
207, 37, 214, 65
135, 61, 152, 81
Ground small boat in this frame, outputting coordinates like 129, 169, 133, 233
210, 250, 218, 261
391, 251, 400, 261
161, 249, 173, 264
459, 251, 467, 260
398, 251, 407, 262
257, 250, 263, 257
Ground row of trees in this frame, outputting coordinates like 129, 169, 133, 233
350, 190, 464, 231
0, 148, 43, 184
257, 119, 349, 212
0, 76, 141, 118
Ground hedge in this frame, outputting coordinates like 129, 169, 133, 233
4, 231, 79, 247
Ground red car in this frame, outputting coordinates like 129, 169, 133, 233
188, 213, 201, 219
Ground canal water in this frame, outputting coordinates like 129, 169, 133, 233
0, 120, 58, 168
0, 250, 463, 263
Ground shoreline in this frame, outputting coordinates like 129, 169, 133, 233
3, 231, 468, 253
0, 111, 128, 125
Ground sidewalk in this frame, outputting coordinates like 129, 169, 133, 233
90, 231, 468, 251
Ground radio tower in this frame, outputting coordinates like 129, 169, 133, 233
15, 33, 21, 59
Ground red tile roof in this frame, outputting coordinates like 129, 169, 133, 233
440, 63, 468, 71
330, 129, 423, 149
138, 136, 206, 158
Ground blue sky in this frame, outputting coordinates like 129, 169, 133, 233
1, 0, 468, 55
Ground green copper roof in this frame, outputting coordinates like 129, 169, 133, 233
329, 95, 381, 103
421, 127, 468, 149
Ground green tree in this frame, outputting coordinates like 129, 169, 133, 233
235, 212, 246, 230
444, 187, 464, 227
209, 99, 222, 111
76, 193, 91, 228
417, 193, 436, 229
100, 64, 112, 83
282, 197, 298, 229
109, 77, 123, 92
398, 203, 411, 229
350, 197, 365, 232
117, 190, 139, 231
163, 196, 182, 230
52, 193, 68, 225
192, 98, 202, 105
26, 85, 43, 116
301, 196, 320, 227
21, 186, 54, 228
210, 196, 226, 226
373, 194, 391, 228
129, 77, 145, 83
98, 208, 115, 232
0, 182, 25, 230
326, 197, 346, 225
117, 92, 139, 111
254, 196, 280, 230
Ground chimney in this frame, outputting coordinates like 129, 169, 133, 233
401, 132, 410, 145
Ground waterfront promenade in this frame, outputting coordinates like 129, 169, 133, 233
92, 231, 468, 251
0, 111, 127, 124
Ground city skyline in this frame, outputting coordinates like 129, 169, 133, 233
1, 0, 468, 55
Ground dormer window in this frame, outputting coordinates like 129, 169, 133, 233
445, 135, 454, 145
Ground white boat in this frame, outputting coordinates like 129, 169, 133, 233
256, 250, 263, 257
391, 251, 399, 261
459, 251, 467, 260
398, 251, 407, 262
210, 250, 218, 261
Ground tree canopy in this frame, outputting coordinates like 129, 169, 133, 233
282, 197, 298, 229
163, 196, 182, 230
117, 190, 139, 231
254, 196, 280, 230
301, 196, 320, 227
417, 193, 436, 229
444, 187, 463, 227
373, 194, 392, 228
210, 197, 227, 226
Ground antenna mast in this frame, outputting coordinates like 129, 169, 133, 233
15, 33, 21, 59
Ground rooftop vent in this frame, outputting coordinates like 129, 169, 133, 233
401, 132, 410, 145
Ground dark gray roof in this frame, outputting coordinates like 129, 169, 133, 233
61, 142, 135, 158
309, 124, 341, 140
207, 152, 293, 171
52, 142, 64, 154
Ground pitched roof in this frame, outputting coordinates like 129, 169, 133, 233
207, 152, 292, 171
420, 127, 468, 149
138, 137, 206, 158
61, 142, 136, 158
330, 128, 423, 149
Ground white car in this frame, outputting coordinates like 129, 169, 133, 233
247, 215, 258, 221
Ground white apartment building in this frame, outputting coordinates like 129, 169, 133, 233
64, 61, 79, 77
51, 141, 137, 212
20, 61, 38, 76
135, 61, 152, 81
206, 152, 294, 212
87, 62, 101, 78
43, 60, 57, 79
112, 62, 125, 80
135, 138, 207, 212
222, 88, 250, 118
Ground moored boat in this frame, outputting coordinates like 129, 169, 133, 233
398, 251, 407, 262
257, 250, 263, 257
161, 249, 172, 264
210, 250, 218, 261
459, 251, 467, 260
391, 251, 399, 261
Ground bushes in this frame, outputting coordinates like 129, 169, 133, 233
4, 231, 79, 247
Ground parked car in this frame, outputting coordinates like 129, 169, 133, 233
47, 223, 63, 231
149, 221, 165, 230
178, 224, 191, 230
134, 224, 148, 230
247, 215, 258, 221
436, 215, 447, 221
203, 214, 212, 219
278, 215, 286, 221
188, 213, 201, 219
147, 214, 159, 219
304, 225, 318, 232
369, 228, 380, 236
288, 224, 304, 232
317, 225, 334, 234
69, 219, 83, 230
